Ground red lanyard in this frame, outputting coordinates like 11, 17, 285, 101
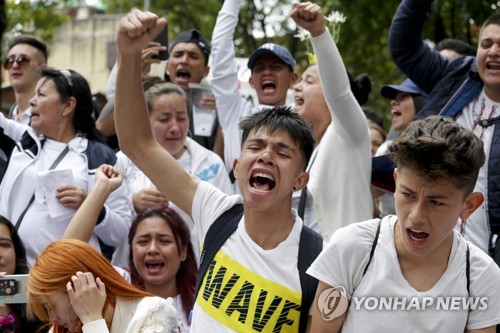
472, 98, 498, 140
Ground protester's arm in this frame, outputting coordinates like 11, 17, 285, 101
309, 281, 346, 333
97, 43, 166, 137
210, 0, 253, 172
388, 0, 451, 93
115, 9, 198, 216
63, 165, 123, 242
293, 2, 369, 146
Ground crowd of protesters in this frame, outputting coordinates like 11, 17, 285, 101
0, 0, 500, 331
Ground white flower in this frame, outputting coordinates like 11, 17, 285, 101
325, 11, 347, 25
294, 28, 311, 42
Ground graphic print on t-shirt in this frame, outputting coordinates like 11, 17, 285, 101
197, 251, 301, 332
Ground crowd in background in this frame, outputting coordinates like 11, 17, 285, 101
0, 0, 499, 331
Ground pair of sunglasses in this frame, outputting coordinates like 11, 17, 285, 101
3, 55, 31, 70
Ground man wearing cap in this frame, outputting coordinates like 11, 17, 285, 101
166, 28, 221, 151
210, 0, 298, 187
98, 28, 221, 152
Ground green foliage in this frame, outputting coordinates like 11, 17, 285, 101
4, 0, 71, 44
6, 0, 495, 128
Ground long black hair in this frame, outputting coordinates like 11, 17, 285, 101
39, 68, 105, 143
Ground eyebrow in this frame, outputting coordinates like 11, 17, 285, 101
247, 138, 295, 151
135, 232, 172, 239
400, 185, 450, 199
0, 237, 13, 243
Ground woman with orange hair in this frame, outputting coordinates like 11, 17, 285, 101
26, 239, 180, 332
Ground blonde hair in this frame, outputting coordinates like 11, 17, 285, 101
27, 239, 151, 331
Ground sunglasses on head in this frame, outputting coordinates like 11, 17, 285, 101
3, 55, 32, 70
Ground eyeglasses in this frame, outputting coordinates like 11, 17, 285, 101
60, 69, 73, 87
2, 55, 32, 70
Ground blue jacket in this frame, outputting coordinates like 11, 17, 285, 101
389, 0, 500, 234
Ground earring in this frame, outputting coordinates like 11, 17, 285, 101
293, 187, 297, 191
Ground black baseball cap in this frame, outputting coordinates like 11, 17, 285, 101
171, 29, 211, 65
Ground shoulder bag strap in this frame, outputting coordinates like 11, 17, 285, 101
15, 145, 70, 231
362, 219, 382, 276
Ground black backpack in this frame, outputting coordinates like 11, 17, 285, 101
194, 203, 323, 333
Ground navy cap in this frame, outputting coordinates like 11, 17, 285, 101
380, 79, 428, 99
247, 43, 295, 71
171, 29, 211, 64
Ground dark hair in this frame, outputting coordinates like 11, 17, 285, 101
39, 68, 104, 143
7, 34, 48, 63
0, 217, 28, 275
240, 106, 315, 170
369, 122, 387, 142
363, 106, 386, 130
348, 72, 372, 106
128, 205, 197, 320
412, 95, 427, 114
143, 79, 191, 114
435, 38, 476, 57
388, 115, 485, 195
0, 216, 29, 332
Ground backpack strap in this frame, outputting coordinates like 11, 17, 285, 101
194, 203, 244, 301
297, 225, 323, 333
363, 219, 382, 277
194, 204, 322, 333
464, 243, 471, 333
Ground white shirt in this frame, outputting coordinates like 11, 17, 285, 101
190, 182, 304, 332
308, 216, 500, 332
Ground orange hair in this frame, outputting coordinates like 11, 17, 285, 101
27, 239, 151, 332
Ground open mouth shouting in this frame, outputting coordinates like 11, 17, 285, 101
486, 61, 500, 71
262, 80, 277, 94
145, 259, 165, 274
175, 69, 191, 84
250, 171, 276, 193
294, 95, 304, 107
406, 228, 429, 245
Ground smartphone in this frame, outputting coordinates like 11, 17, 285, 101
0, 274, 28, 304
152, 23, 169, 61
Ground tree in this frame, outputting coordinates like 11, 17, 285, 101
7, 0, 493, 126
4, 0, 71, 44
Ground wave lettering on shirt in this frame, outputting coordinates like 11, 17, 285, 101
196, 251, 301, 332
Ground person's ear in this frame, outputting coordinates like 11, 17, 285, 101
292, 171, 309, 192
460, 192, 484, 220
180, 245, 188, 262
288, 72, 298, 88
232, 159, 239, 180
63, 97, 77, 118
204, 65, 210, 78
249, 75, 255, 89
393, 168, 398, 183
